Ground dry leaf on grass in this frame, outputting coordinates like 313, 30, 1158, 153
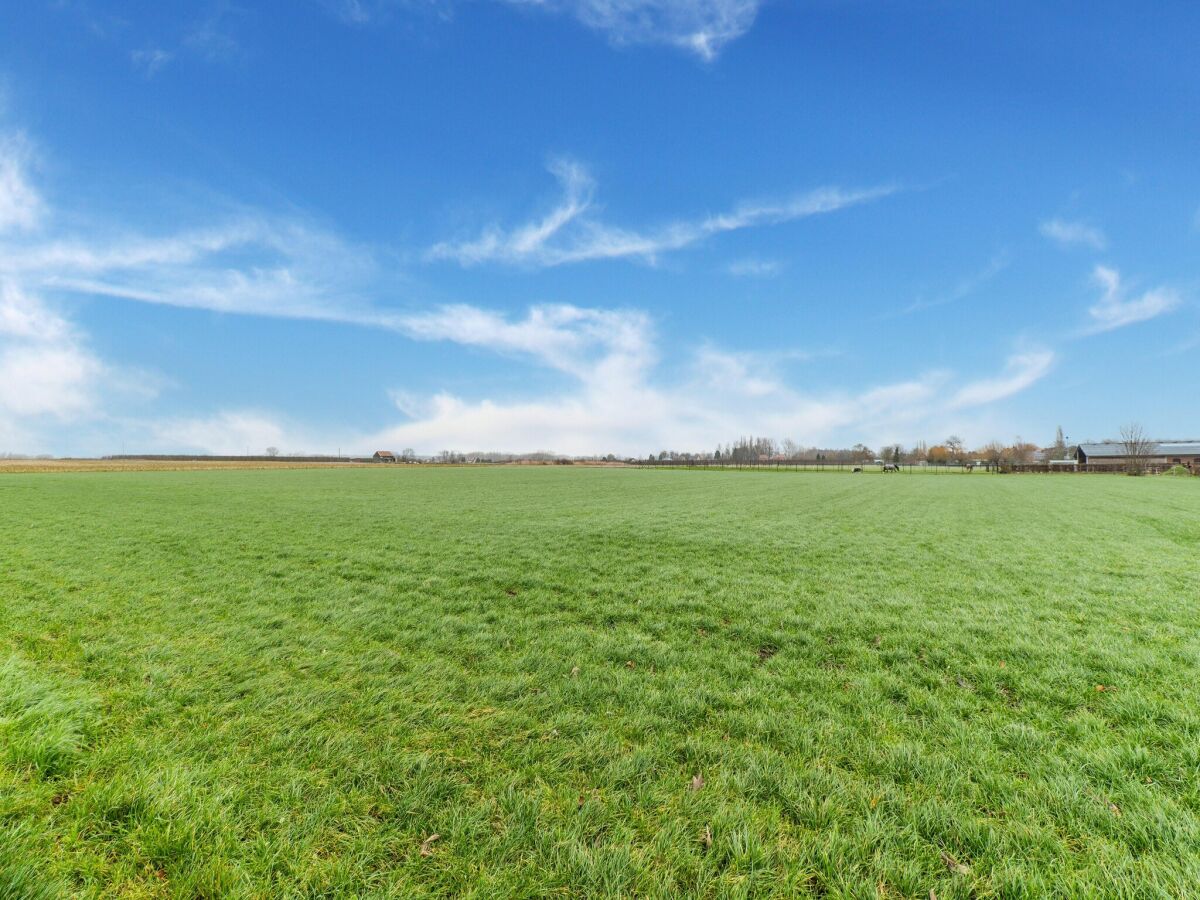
690, 774, 704, 791
419, 834, 441, 857
701, 825, 712, 849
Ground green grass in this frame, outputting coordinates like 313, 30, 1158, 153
2, 468, 1199, 898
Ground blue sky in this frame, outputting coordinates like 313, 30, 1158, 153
0, 1, 1197, 456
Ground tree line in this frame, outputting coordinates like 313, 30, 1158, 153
648, 427, 1073, 466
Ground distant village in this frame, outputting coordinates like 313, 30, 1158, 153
631, 429, 1200, 473
365, 427, 1200, 475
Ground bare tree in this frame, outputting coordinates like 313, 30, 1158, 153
946, 435, 966, 464
1120, 422, 1155, 475
879, 444, 903, 465
1008, 436, 1037, 465
265, 447, 279, 457
851, 443, 874, 462
1049, 425, 1068, 461
981, 441, 1005, 470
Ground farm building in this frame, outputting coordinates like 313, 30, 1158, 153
372, 450, 397, 463
1074, 441, 1200, 469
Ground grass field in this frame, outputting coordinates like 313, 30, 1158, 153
2, 468, 1199, 898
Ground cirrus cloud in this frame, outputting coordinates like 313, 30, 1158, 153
1085, 265, 1179, 333
1040, 218, 1107, 250
427, 158, 899, 268
502, 0, 762, 60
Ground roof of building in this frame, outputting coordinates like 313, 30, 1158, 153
373, 450, 396, 457
1078, 441, 1200, 458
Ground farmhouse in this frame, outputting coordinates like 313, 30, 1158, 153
1074, 441, 1200, 470
372, 450, 397, 463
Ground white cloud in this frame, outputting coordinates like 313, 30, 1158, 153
0, 134, 41, 233
386, 302, 654, 382
502, 0, 761, 59
692, 345, 780, 397
323, 0, 375, 24
1085, 265, 1179, 333
0, 282, 111, 423
131, 48, 174, 76
0, 344, 103, 419
0, 135, 120, 448
896, 253, 1008, 318
149, 410, 291, 456
0, 280, 68, 342
0, 118, 1053, 458
428, 159, 897, 267
725, 257, 782, 278
368, 301, 1056, 455
3, 218, 383, 325
1040, 218, 1107, 250
318, 0, 760, 59
947, 348, 1056, 409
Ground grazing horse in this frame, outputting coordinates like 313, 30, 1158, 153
882, 463, 900, 473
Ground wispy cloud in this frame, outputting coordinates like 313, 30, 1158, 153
4, 218, 383, 325
895, 253, 1009, 318
386, 302, 654, 384
1162, 331, 1200, 357
0, 140, 113, 434
692, 345, 781, 397
725, 257, 782, 278
1040, 218, 1107, 250
131, 48, 174, 76
1085, 265, 1179, 333
183, 5, 243, 63
149, 410, 292, 456
0, 283, 110, 421
0, 134, 41, 232
501, 0, 763, 60
947, 348, 1055, 409
316, 0, 452, 25
322, 0, 377, 24
427, 158, 898, 268
122, 5, 242, 76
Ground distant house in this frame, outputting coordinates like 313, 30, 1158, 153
1075, 441, 1200, 469
373, 450, 397, 463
